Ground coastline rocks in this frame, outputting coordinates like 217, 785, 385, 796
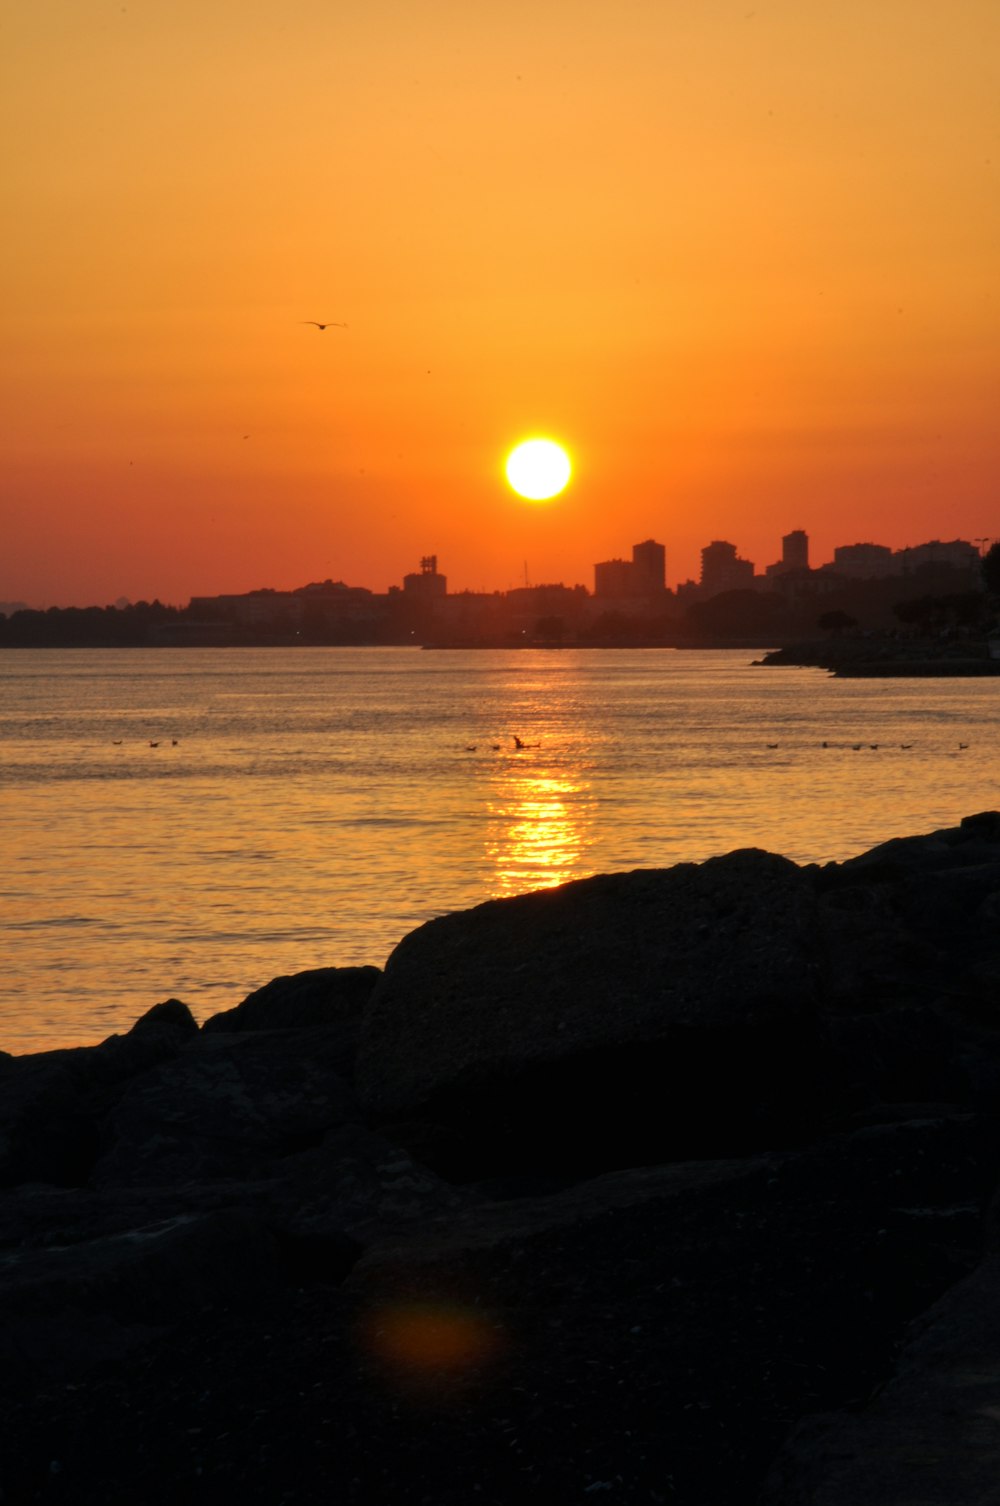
6, 817, 1000, 1502
202, 964, 380, 1037
0, 1000, 199, 1188
758, 638, 1000, 677
759, 1255, 1000, 1504
357, 849, 827, 1172
90, 1028, 360, 1188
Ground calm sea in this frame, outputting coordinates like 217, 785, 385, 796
2, 646, 997, 1054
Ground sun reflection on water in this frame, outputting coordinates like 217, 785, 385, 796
485, 767, 596, 897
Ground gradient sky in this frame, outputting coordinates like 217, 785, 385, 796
4, 0, 998, 606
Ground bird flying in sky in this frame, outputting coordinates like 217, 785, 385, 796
302, 321, 347, 330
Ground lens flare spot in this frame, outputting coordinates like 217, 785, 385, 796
365, 1301, 503, 1377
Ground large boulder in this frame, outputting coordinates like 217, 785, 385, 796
759, 1254, 1000, 1505
356, 849, 827, 1173
815, 812, 1000, 1013
90, 1028, 359, 1189
202, 965, 379, 1035
0, 1001, 199, 1187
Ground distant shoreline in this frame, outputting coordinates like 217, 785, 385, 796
758, 638, 1000, 676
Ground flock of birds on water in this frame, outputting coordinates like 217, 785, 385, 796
110, 735, 972, 753
459, 737, 972, 753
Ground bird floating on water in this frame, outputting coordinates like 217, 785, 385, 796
302, 321, 347, 331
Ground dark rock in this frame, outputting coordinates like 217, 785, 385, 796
270, 1122, 476, 1244
4, 1114, 992, 1506
0, 1207, 282, 1397
202, 965, 379, 1033
0, 1055, 98, 1189
6, 818, 1000, 1503
90, 1028, 360, 1188
128, 997, 199, 1036
816, 817, 1000, 1020
357, 849, 824, 1168
822, 1008, 968, 1109
759, 1256, 1000, 1504
0, 1017, 199, 1188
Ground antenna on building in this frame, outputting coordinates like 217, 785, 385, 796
524, 560, 529, 588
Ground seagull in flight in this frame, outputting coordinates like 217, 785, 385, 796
302, 321, 347, 331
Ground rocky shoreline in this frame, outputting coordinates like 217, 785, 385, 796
5, 815, 1000, 1503
757, 637, 1000, 676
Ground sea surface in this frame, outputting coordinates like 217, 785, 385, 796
2, 645, 998, 1055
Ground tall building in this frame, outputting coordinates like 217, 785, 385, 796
782, 530, 809, 571
595, 539, 667, 598
594, 558, 635, 597
403, 554, 447, 599
700, 540, 755, 595
632, 538, 667, 592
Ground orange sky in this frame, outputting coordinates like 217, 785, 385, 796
3, 0, 998, 606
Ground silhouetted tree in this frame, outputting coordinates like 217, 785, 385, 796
685, 589, 786, 637
817, 610, 858, 635
534, 616, 565, 643
892, 595, 937, 632
982, 543, 1000, 597
937, 591, 988, 629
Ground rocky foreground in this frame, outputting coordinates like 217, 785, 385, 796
5, 816, 1000, 1504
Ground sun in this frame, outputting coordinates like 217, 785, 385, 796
504, 438, 572, 502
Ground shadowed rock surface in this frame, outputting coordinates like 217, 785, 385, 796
4, 816, 1000, 1503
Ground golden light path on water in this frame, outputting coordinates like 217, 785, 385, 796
485, 770, 596, 898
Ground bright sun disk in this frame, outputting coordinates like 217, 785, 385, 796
505, 438, 572, 501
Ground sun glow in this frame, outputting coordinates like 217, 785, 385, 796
504, 438, 572, 502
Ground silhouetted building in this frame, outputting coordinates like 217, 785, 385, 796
700, 540, 755, 595
594, 559, 635, 597
189, 588, 302, 627
829, 543, 895, 579
403, 554, 447, 600
765, 529, 810, 580
632, 538, 667, 592
896, 539, 979, 574
595, 539, 667, 598
782, 530, 809, 571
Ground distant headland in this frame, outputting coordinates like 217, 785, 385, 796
3, 531, 998, 657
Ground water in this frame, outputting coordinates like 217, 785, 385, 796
2, 646, 997, 1054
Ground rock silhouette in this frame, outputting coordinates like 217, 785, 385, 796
3, 814, 1000, 1503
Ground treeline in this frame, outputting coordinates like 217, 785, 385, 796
0, 599, 423, 648
0, 600, 186, 647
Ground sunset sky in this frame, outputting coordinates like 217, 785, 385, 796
4, 0, 998, 607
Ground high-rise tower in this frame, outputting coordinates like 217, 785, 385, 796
632, 538, 666, 592
782, 530, 809, 572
